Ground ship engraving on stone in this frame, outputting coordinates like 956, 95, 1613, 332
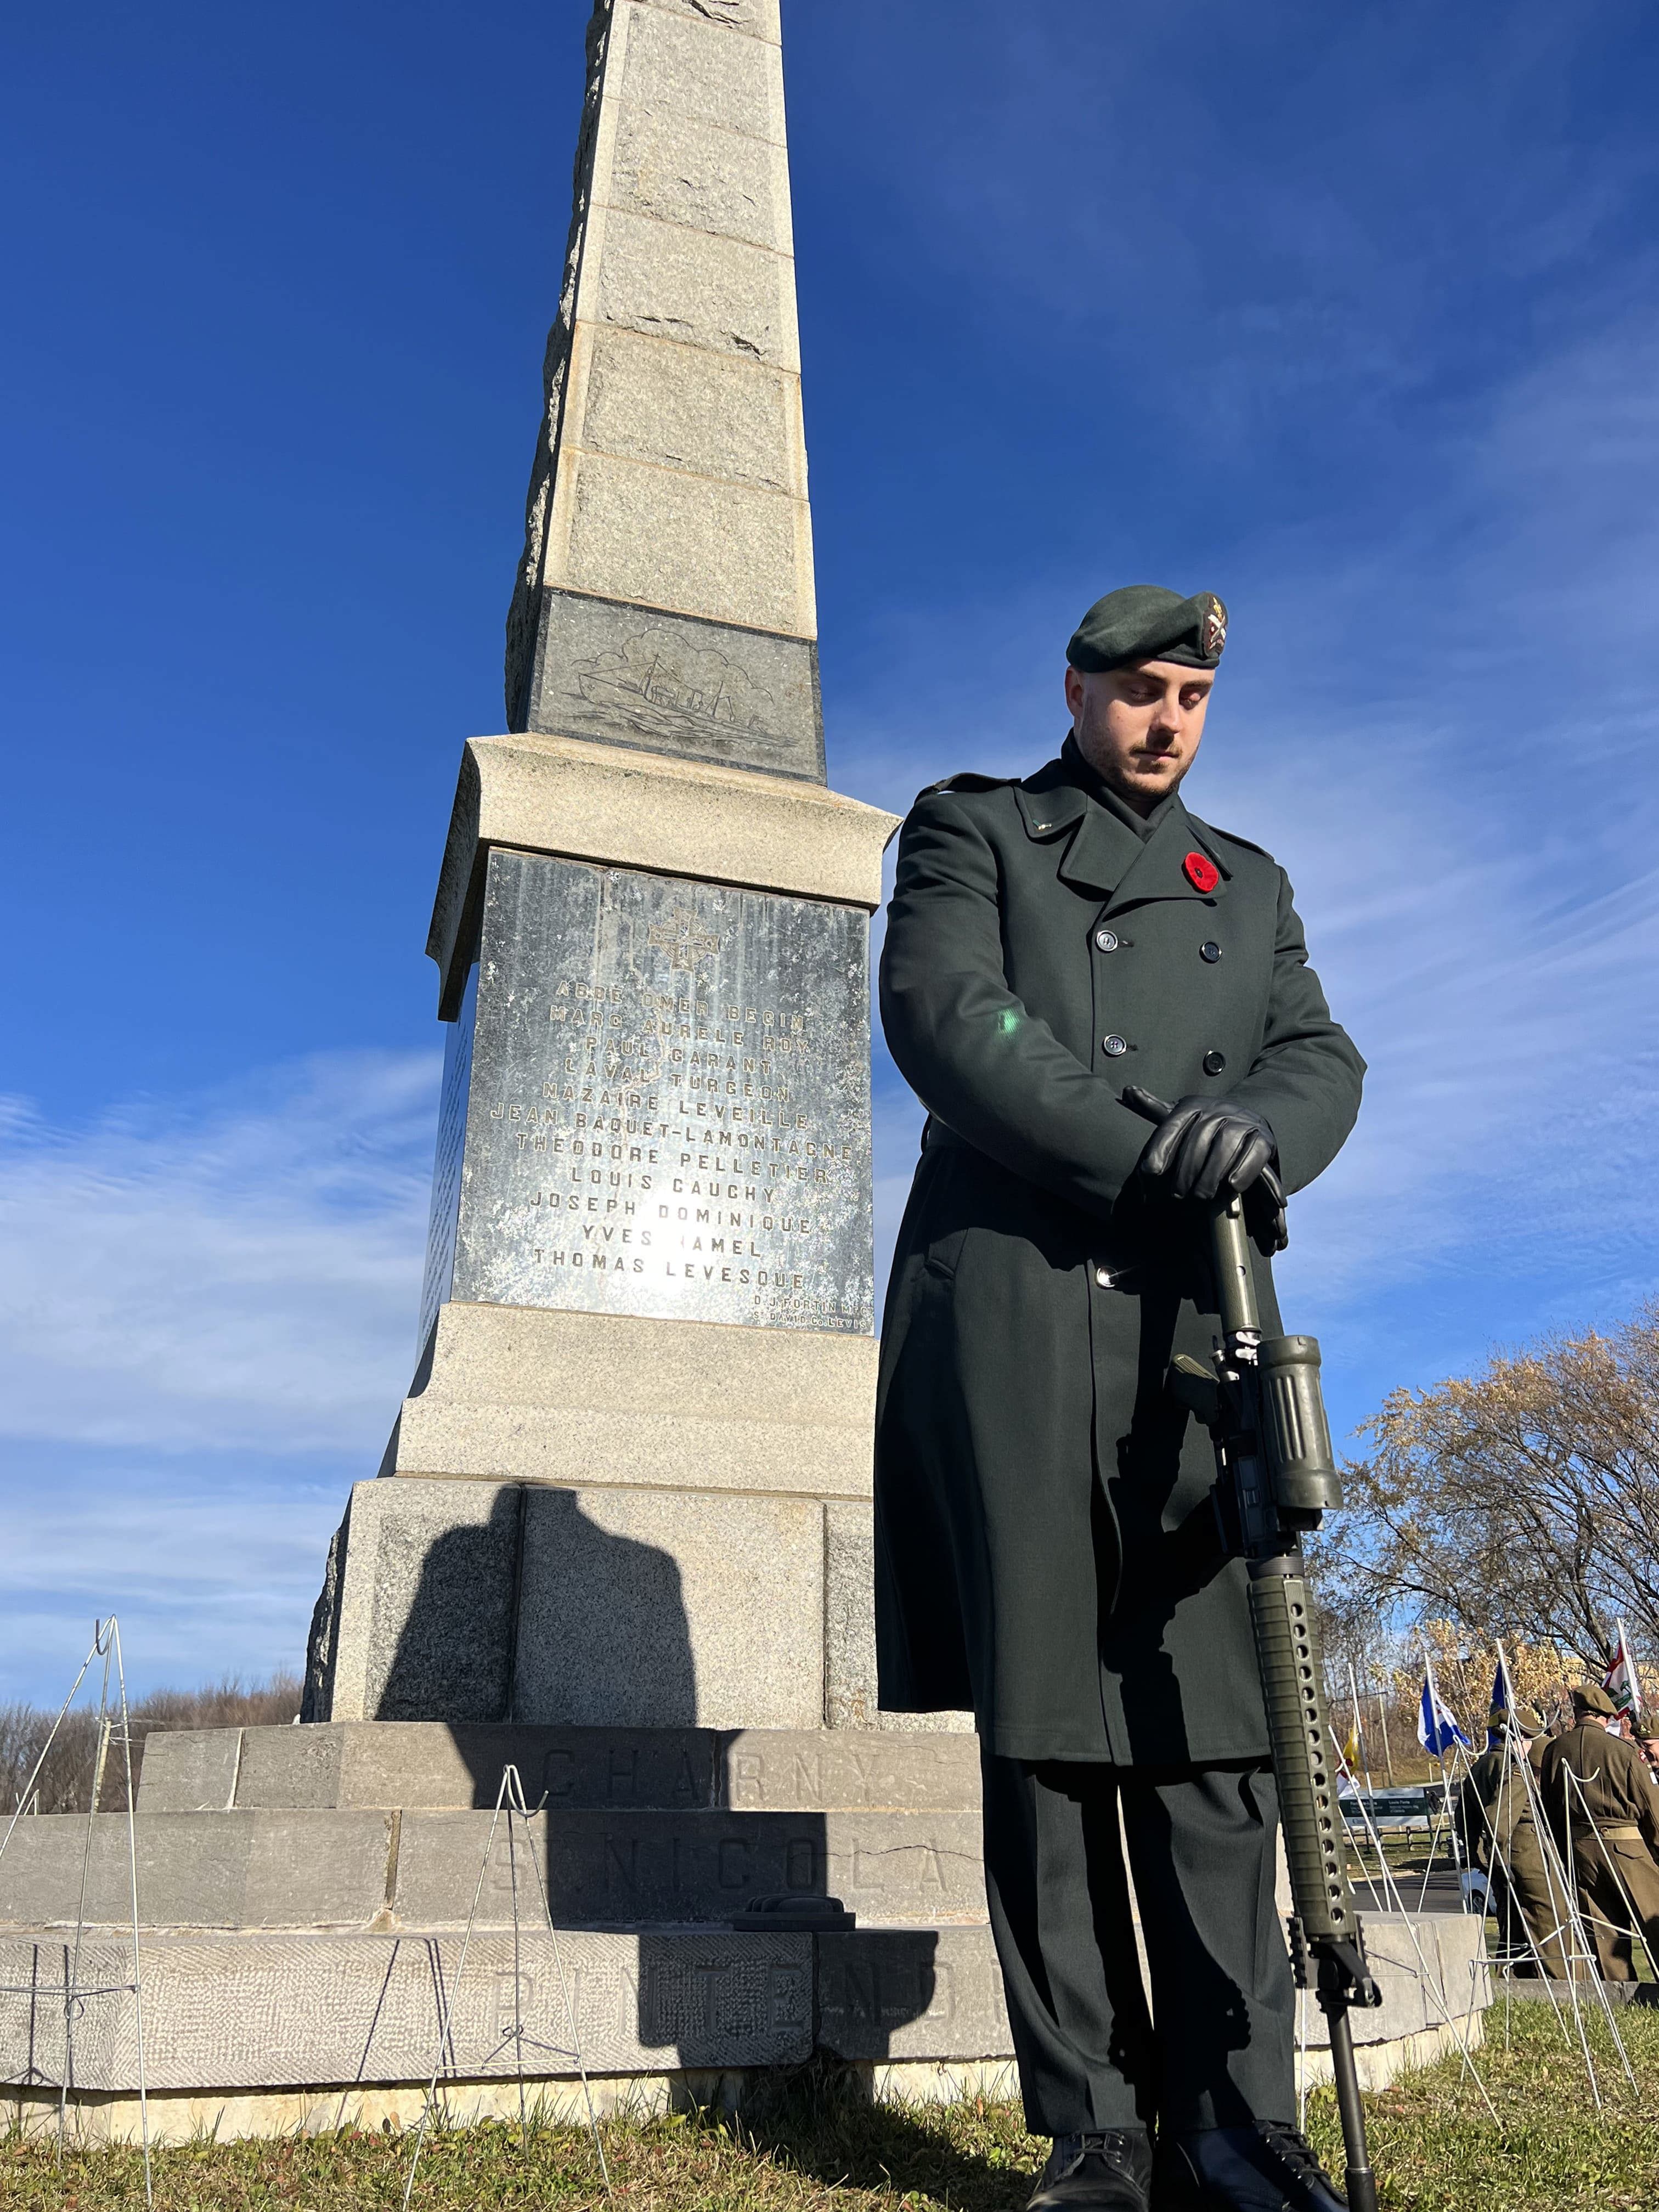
573, 629, 787, 757
526, 589, 825, 780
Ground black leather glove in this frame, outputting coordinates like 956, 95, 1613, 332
1122, 1086, 1289, 1255
1126, 1090, 1277, 1201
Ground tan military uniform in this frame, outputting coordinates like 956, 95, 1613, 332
1458, 1743, 1571, 1978
1540, 1724, 1659, 1980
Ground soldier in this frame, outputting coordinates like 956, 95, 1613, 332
877, 587, 1365, 2211
1634, 1711, 1659, 1779
1457, 1712, 1570, 1978
1539, 1684, 1659, 1980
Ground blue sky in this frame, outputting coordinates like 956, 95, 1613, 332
3, 0, 1656, 1701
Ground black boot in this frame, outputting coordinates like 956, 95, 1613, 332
1154, 2124, 1348, 2211
1028, 2129, 1154, 2210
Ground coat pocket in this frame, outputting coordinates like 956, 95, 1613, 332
920, 1150, 972, 1280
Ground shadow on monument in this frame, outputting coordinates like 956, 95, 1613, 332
374, 1486, 944, 2084
377, 1483, 698, 1728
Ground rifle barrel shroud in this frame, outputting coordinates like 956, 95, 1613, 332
1122, 1093, 1381, 2212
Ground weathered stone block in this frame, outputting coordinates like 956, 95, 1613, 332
512, 1485, 825, 1730
1298, 1912, 1491, 2050
144, 1722, 985, 1816
574, 325, 803, 494
0, 1927, 813, 2091
824, 1500, 879, 1727
389, 1807, 984, 1928
550, 445, 812, 636
620, 2, 785, 139
719, 1729, 982, 1813
638, 0, 781, 48
818, 1925, 1013, 2061
136, 1728, 242, 1812
588, 205, 800, 371
317, 1474, 834, 1731
605, 101, 792, 253
329, 1479, 519, 1725
0, 1812, 391, 1931
390, 1306, 878, 1496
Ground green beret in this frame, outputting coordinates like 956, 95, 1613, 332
1572, 1683, 1617, 1718
1067, 585, 1228, 673
1488, 1708, 1536, 1737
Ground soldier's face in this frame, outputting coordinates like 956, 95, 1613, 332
1066, 659, 1214, 814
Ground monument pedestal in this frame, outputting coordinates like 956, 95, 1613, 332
302, 723, 907, 1737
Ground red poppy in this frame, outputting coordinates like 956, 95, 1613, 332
1183, 851, 1220, 893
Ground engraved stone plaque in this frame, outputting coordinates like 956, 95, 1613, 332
524, 588, 825, 782
427, 848, 873, 1334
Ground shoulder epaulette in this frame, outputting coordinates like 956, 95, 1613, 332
917, 771, 1019, 800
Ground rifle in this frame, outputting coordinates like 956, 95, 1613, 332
1125, 1090, 1381, 2212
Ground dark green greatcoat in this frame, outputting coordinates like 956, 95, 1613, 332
874, 741, 1365, 1765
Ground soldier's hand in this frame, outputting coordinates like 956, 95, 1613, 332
1125, 1091, 1278, 1203
1243, 1166, 1289, 1255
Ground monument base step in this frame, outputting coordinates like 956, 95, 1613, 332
0, 1803, 988, 1932
0, 1916, 1489, 2145
138, 1720, 982, 1815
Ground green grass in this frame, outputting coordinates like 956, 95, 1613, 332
4, 2004, 1659, 2210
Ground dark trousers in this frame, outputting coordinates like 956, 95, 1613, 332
981, 1750, 1296, 2136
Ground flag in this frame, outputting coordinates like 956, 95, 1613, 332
1418, 1673, 1471, 1755
1340, 1718, 1361, 1773
1490, 1654, 1513, 1719
1604, 1620, 1641, 1715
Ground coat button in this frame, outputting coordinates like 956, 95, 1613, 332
1103, 1035, 1128, 1057
1203, 1049, 1227, 1075
1200, 940, 1222, 963
1094, 929, 1120, 952
1094, 1266, 1113, 1288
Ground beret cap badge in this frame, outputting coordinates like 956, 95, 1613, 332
1067, 584, 1229, 673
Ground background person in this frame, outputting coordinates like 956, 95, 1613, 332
1539, 1684, 1659, 1979
1457, 1712, 1571, 1978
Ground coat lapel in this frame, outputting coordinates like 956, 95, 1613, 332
1052, 798, 1146, 896
1097, 800, 1231, 917
1015, 758, 1233, 912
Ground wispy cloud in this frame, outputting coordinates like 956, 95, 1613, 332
0, 1051, 437, 1454
0, 1053, 441, 1697
0, 1451, 341, 1700
842, 307, 1659, 1403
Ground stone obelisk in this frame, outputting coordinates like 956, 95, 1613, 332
304, 0, 905, 1737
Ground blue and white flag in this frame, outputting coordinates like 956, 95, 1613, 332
1490, 1655, 1514, 1720
1418, 1674, 1472, 1755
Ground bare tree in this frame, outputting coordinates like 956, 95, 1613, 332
1330, 1305, 1659, 1667
0, 1671, 302, 1815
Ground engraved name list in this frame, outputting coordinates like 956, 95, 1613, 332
421, 849, 874, 1340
